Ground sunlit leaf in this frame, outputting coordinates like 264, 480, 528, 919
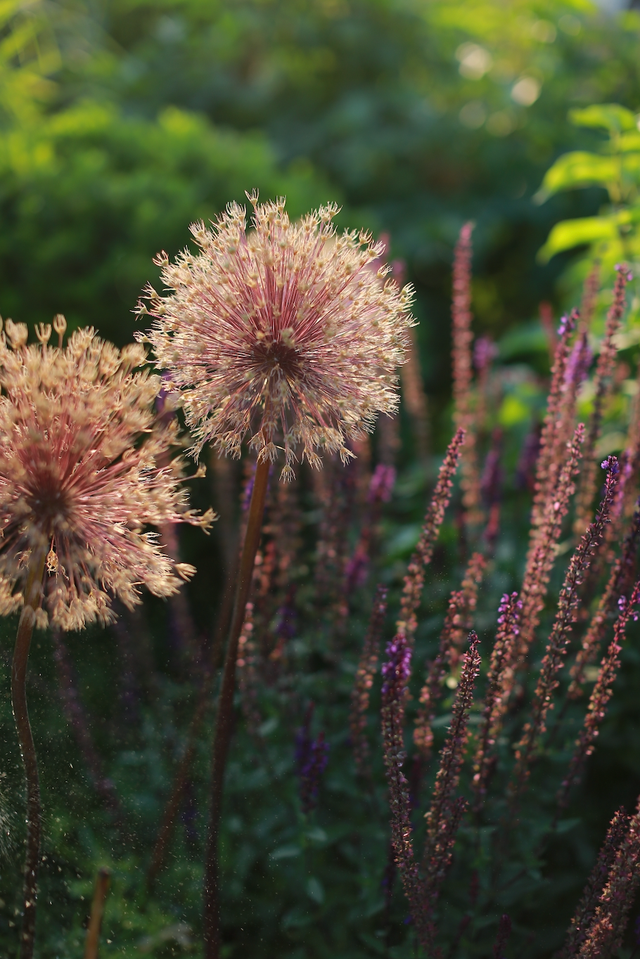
569, 103, 638, 133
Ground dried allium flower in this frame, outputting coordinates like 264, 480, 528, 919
0, 322, 213, 631
137, 195, 414, 479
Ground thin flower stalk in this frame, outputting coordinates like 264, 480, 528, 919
578, 261, 601, 337
398, 428, 465, 654
378, 410, 402, 468
451, 222, 481, 524
557, 580, 640, 812
574, 801, 640, 959
569, 501, 640, 697
350, 585, 388, 777
203, 454, 270, 957
237, 602, 263, 737
539, 301, 557, 359
529, 310, 578, 535
380, 631, 434, 951
474, 336, 498, 440
402, 322, 430, 463
345, 464, 395, 592
622, 355, 640, 521
422, 634, 481, 911
558, 808, 631, 959
388, 251, 429, 462
84, 867, 111, 959
509, 457, 620, 804
414, 553, 486, 756
12, 546, 46, 959
480, 428, 503, 551
472, 592, 522, 813
314, 457, 357, 630
573, 267, 630, 534
514, 424, 585, 670
147, 553, 238, 891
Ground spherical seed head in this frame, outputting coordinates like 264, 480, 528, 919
0, 326, 213, 630
137, 195, 415, 478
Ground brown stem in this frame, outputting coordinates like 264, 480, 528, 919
146, 549, 237, 890
203, 456, 271, 958
11, 547, 46, 959
83, 867, 111, 959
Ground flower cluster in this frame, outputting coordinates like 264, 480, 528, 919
137, 195, 414, 478
0, 320, 212, 630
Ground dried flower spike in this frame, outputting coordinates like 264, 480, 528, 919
0, 325, 213, 630
138, 195, 414, 479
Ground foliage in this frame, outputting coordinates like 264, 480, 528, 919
539, 102, 640, 290
2, 0, 640, 397
0, 100, 332, 345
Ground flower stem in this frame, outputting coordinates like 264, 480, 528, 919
203, 456, 270, 958
12, 547, 46, 959
84, 867, 111, 959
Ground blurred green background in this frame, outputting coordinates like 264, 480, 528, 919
2, 0, 640, 425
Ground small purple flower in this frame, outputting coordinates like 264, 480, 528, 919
368, 463, 396, 505
601, 455, 620, 475
473, 336, 498, 374
557, 312, 576, 337
381, 634, 412, 700
295, 704, 329, 815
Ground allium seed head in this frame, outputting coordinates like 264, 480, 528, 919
0, 322, 214, 630
137, 195, 415, 479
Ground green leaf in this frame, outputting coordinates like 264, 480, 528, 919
541, 151, 619, 196
538, 215, 619, 262
270, 843, 302, 860
569, 103, 638, 134
306, 877, 325, 904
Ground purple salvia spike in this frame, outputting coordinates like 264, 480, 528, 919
492, 914, 512, 959
451, 222, 482, 526
397, 427, 465, 655
380, 629, 436, 952
574, 803, 640, 958
514, 424, 585, 673
349, 585, 388, 777
472, 592, 522, 813
569, 500, 640, 697
529, 308, 578, 535
414, 552, 486, 757
422, 634, 481, 914
573, 266, 630, 535
558, 808, 631, 959
557, 579, 640, 812
509, 458, 621, 806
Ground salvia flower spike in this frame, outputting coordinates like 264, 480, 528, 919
509, 455, 620, 804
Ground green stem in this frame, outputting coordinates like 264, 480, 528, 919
203, 456, 271, 958
12, 547, 46, 959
